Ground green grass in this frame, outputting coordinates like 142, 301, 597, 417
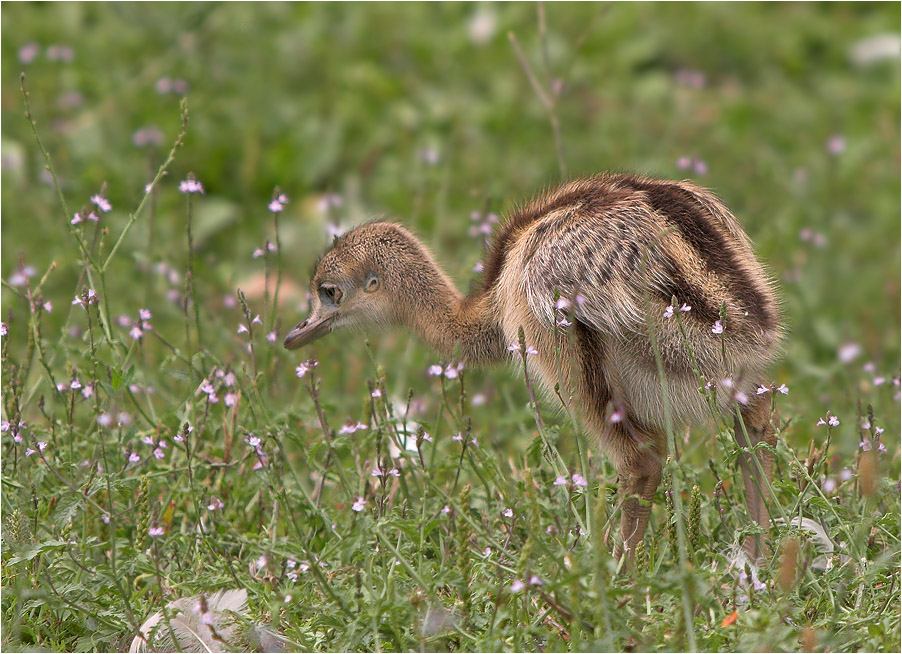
1, 2, 900, 651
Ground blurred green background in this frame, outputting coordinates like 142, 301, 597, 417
2, 1, 900, 451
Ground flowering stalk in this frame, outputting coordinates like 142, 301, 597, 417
102, 99, 189, 272
183, 175, 203, 365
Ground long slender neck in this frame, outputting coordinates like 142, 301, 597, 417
389, 250, 506, 366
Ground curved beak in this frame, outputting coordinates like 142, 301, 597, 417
283, 313, 336, 350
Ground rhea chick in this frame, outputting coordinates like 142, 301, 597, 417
285, 173, 782, 559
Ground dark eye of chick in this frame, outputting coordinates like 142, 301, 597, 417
319, 284, 342, 305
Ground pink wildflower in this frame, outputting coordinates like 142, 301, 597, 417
91, 194, 112, 213
178, 178, 204, 194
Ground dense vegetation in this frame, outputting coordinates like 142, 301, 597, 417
2, 3, 899, 651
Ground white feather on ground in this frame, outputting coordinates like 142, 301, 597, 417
129, 588, 284, 652
773, 516, 851, 570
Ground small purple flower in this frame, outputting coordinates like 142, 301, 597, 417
756, 385, 770, 395
316, 193, 343, 214
837, 342, 861, 364
351, 496, 366, 512
529, 575, 543, 586
179, 178, 204, 194
129, 326, 143, 341
224, 393, 238, 407
46, 45, 74, 62
818, 412, 839, 427
266, 331, 277, 343
663, 305, 675, 319
268, 199, 284, 213
826, 135, 846, 155
510, 579, 526, 593
419, 147, 440, 165
679, 303, 691, 313
207, 497, 224, 511
502, 508, 514, 518
91, 194, 112, 213
153, 448, 165, 459
428, 364, 444, 376
776, 384, 789, 395
712, 320, 724, 335
571, 473, 588, 488
237, 324, 249, 334
609, 408, 624, 423
148, 526, 164, 538
553, 475, 568, 486
97, 414, 113, 428
128, 452, 141, 463
371, 389, 382, 398
71, 212, 84, 225
0, 323, 7, 337
19, 42, 39, 64
132, 126, 164, 148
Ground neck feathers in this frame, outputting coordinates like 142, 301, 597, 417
382, 227, 505, 365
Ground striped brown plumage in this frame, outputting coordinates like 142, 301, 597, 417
285, 173, 782, 559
